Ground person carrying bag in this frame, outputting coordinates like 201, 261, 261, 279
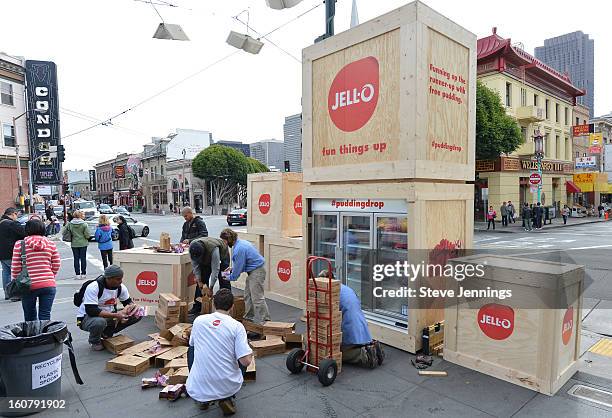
6, 240, 30, 299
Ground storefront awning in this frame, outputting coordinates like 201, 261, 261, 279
566, 181, 581, 193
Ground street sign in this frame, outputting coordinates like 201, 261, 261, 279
529, 173, 542, 185
589, 133, 603, 146
572, 124, 593, 137
576, 156, 597, 168
589, 146, 602, 154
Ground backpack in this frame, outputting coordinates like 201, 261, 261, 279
62, 224, 72, 242
73, 276, 122, 307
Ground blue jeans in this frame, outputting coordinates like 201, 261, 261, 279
1, 259, 11, 296
21, 287, 57, 321
72, 247, 87, 275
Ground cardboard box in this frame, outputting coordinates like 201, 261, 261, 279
119, 340, 159, 356
307, 278, 340, 296
244, 358, 256, 382
229, 296, 245, 321
155, 346, 189, 367
243, 320, 264, 335
179, 302, 189, 323
263, 321, 295, 336
106, 355, 150, 376
308, 289, 340, 305
200, 292, 212, 315
171, 334, 189, 347
148, 333, 172, 346
247, 172, 303, 238
160, 357, 189, 374
265, 335, 284, 342
309, 330, 342, 345
307, 300, 340, 316
159, 293, 182, 317
155, 308, 179, 331
102, 335, 134, 355
167, 367, 189, 385
134, 345, 174, 365
283, 333, 304, 350
159, 384, 186, 401
308, 351, 342, 374
249, 339, 286, 357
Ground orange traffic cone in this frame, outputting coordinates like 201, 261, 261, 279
605, 212, 609, 220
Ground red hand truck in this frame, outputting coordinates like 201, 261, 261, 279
285, 256, 339, 386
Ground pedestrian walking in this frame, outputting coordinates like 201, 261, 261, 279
220, 228, 270, 338
95, 215, 114, 269
0, 207, 25, 301
522, 203, 533, 231
507, 201, 516, 223
116, 215, 134, 250
500, 202, 508, 227
562, 205, 570, 225
63, 210, 91, 280
486, 206, 497, 230
11, 219, 60, 321
535, 202, 543, 229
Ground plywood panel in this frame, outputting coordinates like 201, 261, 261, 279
424, 200, 466, 250
427, 29, 469, 164
265, 237, 304, 309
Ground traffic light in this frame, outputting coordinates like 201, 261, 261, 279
57, 144, 66, 162
284, 160, 290, 172
138, 168, 143, 177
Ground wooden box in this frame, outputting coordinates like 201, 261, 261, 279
102, 335, 134, 355
106, 355, 150, 376
158, 293, 182, 317
304, 181, 474, 353
264, 236, 305, 309
302, 1, 476, 184
155, 309, 179, 331
247, 172, 303, 237
444, 255, 584, 396
114, 248, 196, 314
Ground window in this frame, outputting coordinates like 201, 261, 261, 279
576, 117, 580, 125
520, 88, 527, 107
565, 107, 569, 125
545, 99, 550, 119
565, 137, 571, 161
0, 82, 14, 106
555, 103, 560, 123
521, 127, 528, 142
544, 134, 550, 158
534, 94, 539, 106
576, 151, 580, 158
2, 123, 15, 147
161, 165, 164, 175
555, 135, 560, 159
505, 82, 512, 107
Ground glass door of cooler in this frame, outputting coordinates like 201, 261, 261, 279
311, 213, 339, 278
372, 213, 408, 327
340, 213, 373, 303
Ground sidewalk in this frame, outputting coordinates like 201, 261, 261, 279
475, 216, 608, 233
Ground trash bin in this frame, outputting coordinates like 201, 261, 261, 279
0, 321, 83, 417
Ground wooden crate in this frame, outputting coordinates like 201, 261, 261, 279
444, 255, 584, 396
303, 181, 474, 353
114, 248, 196, 314
247, 172, 303, 237
264, 236, 304, 309
302, 1, 476, 184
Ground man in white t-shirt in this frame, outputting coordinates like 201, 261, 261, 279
76, 265, 141, 351
187, 289, 253, 415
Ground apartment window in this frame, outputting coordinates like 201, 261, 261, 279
520, 88, 527, 107
544, 134, 550, 158
576, 151, 580, 158
565, 137, 571, 161
564, 107, 569, 125
576, 117, 580, 125
521, 127, 528, 142
505, 82, 512, 107
555, 135, 560, 159
161, 165, 164, 176
534, 94, 539, 106
2, 123, 15, 147
545, 99, 550, 119
0, 82, 14, 106
555, 104, 560, 123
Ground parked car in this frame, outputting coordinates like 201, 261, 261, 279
113, 206, 130, 215
33, 203, 46, 220
98, 204, 114, 214
85, 214, 149, 240
53, 205, 64, 218
227, 208, 247, 226
72, 199, 99, 218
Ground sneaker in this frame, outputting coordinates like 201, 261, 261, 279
363, 346, 377, 369
218, 398, 236, 416
90, 343, 104, 351
372, 340, 385, 366
197, 401, 210, 410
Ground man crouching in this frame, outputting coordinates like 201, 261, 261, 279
187, 289, 253, 415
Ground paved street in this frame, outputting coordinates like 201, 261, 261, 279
0, 218, 610, 417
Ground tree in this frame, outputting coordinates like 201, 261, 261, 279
476, 81, 523, 160
236, 157, 269, 207
192, 145, 248, 214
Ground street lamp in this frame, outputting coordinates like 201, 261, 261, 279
181, 148, 187, 208
266, 0, 304, 9
226, 31, 264, 54
533, 130, 544, 204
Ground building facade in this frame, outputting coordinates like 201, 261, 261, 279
165, 159, 207, 214
283, 113, 302, 172
94, 157, 115, 203
141, 137, 170, 213
535, 31, 594, 117
66, 170, 93, 200
215, 140, 251, 157
0, 53, 29, 209
475, 29, 584, 220
250, 139, 284, 170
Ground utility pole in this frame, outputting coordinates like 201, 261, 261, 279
181, 148, 187, 208
315, 0, 337, 43
13, 116, 25, 209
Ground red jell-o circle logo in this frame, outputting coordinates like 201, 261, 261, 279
328, 56, 379, 132
477, 303, 514, 340
562, 306, 574, 345
136, 271, 158, 295
277, 260, 292, 282
293, 194, 302, 215
258, 194, 271, 214
212, 319, 221, 326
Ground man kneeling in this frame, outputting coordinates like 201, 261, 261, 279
76, 265, 142, 351
187, 289, 253, 416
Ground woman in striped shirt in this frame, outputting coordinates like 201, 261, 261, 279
11, 218, 60, 321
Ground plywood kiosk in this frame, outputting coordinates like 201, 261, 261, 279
301, 1, 476, 353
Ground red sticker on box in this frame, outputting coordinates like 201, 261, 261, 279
277, 260, 292, 282
136, 271, 158, 295
477, 303, 514, 340
293, 194, 302, 216
258, 194, 271, 214
562, 306, 574, 345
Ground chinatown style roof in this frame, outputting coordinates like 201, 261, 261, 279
477, 28, 585, 100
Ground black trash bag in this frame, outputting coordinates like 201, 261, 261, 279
0, 321, 83, 385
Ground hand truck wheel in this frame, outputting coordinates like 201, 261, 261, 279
317, 359, 337, 386
286, 348, 306, 374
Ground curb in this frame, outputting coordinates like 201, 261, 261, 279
475, 218, 607, 233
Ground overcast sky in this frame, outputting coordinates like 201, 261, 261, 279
1, 0, 609, 170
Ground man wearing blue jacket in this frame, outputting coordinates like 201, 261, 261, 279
339, 284, 384, 368
220, 229, 270, 336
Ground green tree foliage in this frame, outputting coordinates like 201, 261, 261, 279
476, 81, 523, 159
